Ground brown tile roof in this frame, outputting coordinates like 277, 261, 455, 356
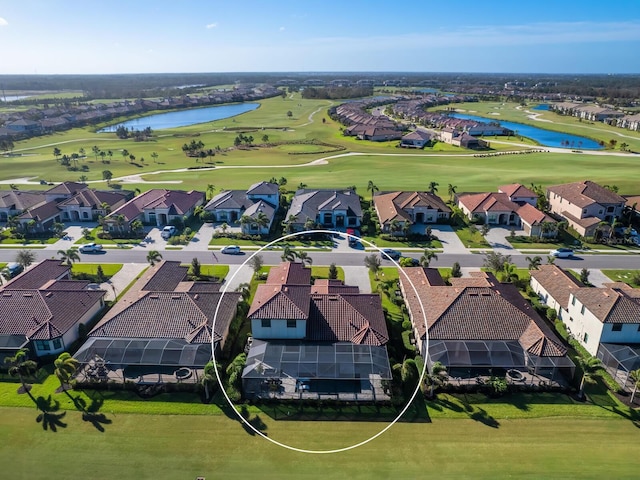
573, 285, 640, 324
374, 191, 450, 224
89, 291, 239, 343
0, 289, 105, 340
530, 265, 584, 310
308, 294, 388, 345
248, 284, 311, 319
560, 210, 602, 229
516, 203, 556, 226
44, 181, 87, 197
108, 189, 204, 222
547, 181, 626, 208
3, 260, 70, 290
400, 268, 566, 356
458, 192, 519, 214
18, 200, 61, 221
311, 279, 360, 294
498, 183, 537, 199
624, 195, 640, 209
266, 262, 311, 286
0, 190, 46, 211
57, 188, 130, 210
141, 261, 189, 291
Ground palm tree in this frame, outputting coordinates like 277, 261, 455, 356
298, 182, 307, 190
526, 255, 542, 270
297, 251, 312, 266
420, 249, 438, 268
546, 255, 556, 265
107, 150, 113, 163
364, 254, 381, 279
16, 250, 36, 269
281, 245, 297, 262
501, 262, 519, 283
5, 348, 37, 396
254, 212, 270, 233
151, 151, 159, 163
58, 248, 80, 266
201, 361, 218, 401
576, 356, 602, 399
427, 361, 448, 397
54, 352, 78, 392
235, 282, 251, 302
629, 368, 640, 405
206, 184, 216, 201
121, 149, 129, 162
367, 180, 379, 203
428, 181, 439, 194
447, 184, 457, 203
282, 214, 297, 234
146, 250, 162, 266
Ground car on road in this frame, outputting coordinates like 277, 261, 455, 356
4, 262, 24, 278
550, 247, 574, 258
79, 242, 103, 253
161, 225, 177, 239
221, 245, 242, 255
380, 248, 402, 260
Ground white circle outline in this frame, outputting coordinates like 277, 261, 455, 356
212, 229, 429, 454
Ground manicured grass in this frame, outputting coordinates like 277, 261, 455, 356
453, 225, 490, 248
198, 264, 230, 280
601, 269, 640, 287
1, 405, 639, 479
362, 235, 443, 249
311, 266, 345, 282
71, 263, 122, 278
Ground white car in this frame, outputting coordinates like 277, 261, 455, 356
221, 245, 241, 255
161, 225, 177, 239
550, 248, 574, 258
79, 242, 103, 253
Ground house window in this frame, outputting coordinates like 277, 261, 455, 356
570, 317, 573, 322
607, 206, 614, 212
287, 319, 296, 328
571, 296, 576, 306
582, 209, 587, 215
637, 324, 640, 332
612, 323, 622, 332
581, 305, 585, 315
34, 340, 50, 351
261, 319, 271, 328
53, 338, 62, 349
583, 333, 589, 343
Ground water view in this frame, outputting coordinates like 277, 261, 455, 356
451, 112, 602, 149
98, 102, 259, 132
532, 104, 550, 110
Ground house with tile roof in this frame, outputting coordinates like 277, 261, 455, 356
204, 181, 279, 235
399, 268, 574, 382
285, 189, 362, 231
399, 130, 434, 148
547, 180, 626, 237
0, 190, 46, 222
530, 265, 584, 323
373, 191, 450, 233
0, 259, 106, 360
242, 262, 391, 401
104, 189, 204, 233
457, 184, 556, 236
73, 261, 240, 385
57, 188, 133, 222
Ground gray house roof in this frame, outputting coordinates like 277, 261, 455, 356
286, 189, 362, 224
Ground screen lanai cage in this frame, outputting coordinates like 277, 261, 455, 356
598, 343, 640, 392
74, 337, 213, 384
428, 340, 575, 385
242, 340, 393, 401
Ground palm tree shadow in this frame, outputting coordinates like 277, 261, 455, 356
34, 395, 67, 432
70, 393, 113, 432
217, 400, 268, 436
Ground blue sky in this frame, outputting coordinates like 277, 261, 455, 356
1, 0, 639, 74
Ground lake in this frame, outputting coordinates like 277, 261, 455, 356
98, 103, 260, 132
532, 104, 550, 110
451, 113, 602, 149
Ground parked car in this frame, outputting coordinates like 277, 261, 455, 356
79, 242, 103, 253
221, 245, 242, 255
161, 225, 177, 239
4, 262, 24, 278
380, 248, 402, 260
550, 248, 574, 258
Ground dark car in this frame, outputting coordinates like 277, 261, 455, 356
380, 248, 402, 260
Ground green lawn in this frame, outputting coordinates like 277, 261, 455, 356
453, 225, 490, 248
71, 263, 122, 278
0, 406, 638, 479
311, 265, 345, 282
601, 269, 640, 287
362, 235, 443, 249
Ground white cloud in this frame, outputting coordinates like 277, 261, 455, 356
279, 26, 285, 32
0, 17, 8, 26
206, 22, 218, 29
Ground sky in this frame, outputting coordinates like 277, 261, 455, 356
1, 0, 639, 75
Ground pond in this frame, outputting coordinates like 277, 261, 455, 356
450, 113, 602, 149
98, 102, 260, 132
532, 104, 550, 111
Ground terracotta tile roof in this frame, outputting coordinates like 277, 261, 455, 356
3, 260, 70, 290
560, 210, 602, 229
308, 294, 388, 345
530, 265, 584, 310
266, 262, 311, 286
374, 191, 450, 225
498, 183, 536, 199
311, 279, 360, 294
248, 284, 311, 319
623, 195, 640, 209
0, 289, 105, 340
400, 268, 566, 356
547, 181, 626, 208
573, 285, 640, 324
516, 203, 556, 226
89, 291, 239, 343
458, 192, 519, 214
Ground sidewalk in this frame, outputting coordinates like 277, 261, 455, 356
99, 263, 148, 301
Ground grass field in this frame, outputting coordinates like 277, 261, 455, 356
0, 406, 638, 480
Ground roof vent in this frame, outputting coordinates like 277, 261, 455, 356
171, 295, 181, 299
149, 295, 159, 299
23, 293, 33, 298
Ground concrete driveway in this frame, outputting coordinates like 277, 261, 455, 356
428, 225, 469, 254
44, 223, 97, 251
342, 266, 372, 293
99, 262, 148, 301
484, 226, 522, 253
182, 223, 216, 251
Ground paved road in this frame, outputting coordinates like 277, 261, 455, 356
3, 248, 640, 270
